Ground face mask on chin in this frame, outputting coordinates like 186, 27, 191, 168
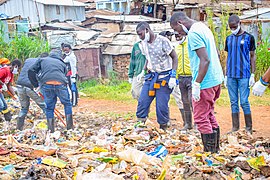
177, 23, 189, 35
12, 67, 18, 74
231, 24, 241, 35
178, 36, 186, 45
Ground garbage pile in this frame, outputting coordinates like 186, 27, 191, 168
0, 99, 270, 179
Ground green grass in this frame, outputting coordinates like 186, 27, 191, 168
78, 79, 137, 102
79, 79, 270, 107
217, 88, 270, 106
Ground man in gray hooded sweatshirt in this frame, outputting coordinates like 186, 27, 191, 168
28, 49, 73, 132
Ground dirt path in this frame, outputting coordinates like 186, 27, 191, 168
74, 98, 270, 138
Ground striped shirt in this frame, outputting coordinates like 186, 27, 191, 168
225, 32, 256, 78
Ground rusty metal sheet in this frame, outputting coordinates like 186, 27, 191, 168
74, 48, 101, 80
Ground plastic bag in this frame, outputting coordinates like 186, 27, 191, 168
147, 145, 168, 159
117, 148, 161, 165
2, 164, 15, 175
42, 157, 67, 168
247, 156, 266, 171
82, 171, 124, 180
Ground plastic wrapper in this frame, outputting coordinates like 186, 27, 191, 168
117, 148, 161, 166
82, 171, 124, 180
247, 156, 266, 171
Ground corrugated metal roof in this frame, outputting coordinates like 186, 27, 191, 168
74, 43, 101, 49
93, 36, 114, 44
76, 0, 94, 3
240, 8, 270, 19
101, 23, 173, 55
94, 15, 162, 22
43, 22, 88, 31
123, 22, 172, 33
36, 0, 85, 6
103, 45, 133, 55
86, 9, 121, 19
110, 33, 139, 46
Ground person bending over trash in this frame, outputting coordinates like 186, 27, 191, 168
28, 49, 73, 133
16, 53, 48, 131
0, 59, 22, 130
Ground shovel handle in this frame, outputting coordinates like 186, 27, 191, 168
7, 90, 17, 100
38, 92, 67, 126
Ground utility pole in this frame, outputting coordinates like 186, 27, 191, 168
154, 0, 157, 18
34, 0, 42, 36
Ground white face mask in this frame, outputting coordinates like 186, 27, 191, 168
144, 30, 150, 42
231, 24, 241, 35
178, 36, 186, 45
178, 23, 189, 35
65, 52, 71, 56
12, 67, 18, 74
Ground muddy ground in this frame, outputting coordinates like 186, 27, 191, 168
74, 98, 270, 138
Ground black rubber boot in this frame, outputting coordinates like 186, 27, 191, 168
160, 121, 170, 131
201, 131, 217, 153
3, 111, 12, 122
137, 117, 147, 124
231, 113, 240, 132
66, 114, 74, 130
47, 118, 55, 133
244, 114, 252, 134
182, 111, 192, 130
213, 127, 220, 152
17, 115, 26, 131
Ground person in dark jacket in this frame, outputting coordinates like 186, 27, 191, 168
16, 53, 48, 131
28, 49, 73, 133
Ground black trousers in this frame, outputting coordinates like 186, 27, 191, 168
178, 76, 193, 113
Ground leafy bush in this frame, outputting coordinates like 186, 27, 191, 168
0, 21, 50, 62
256, 37, 270, 79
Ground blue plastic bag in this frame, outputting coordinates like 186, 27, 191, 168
147, 145, 168, 159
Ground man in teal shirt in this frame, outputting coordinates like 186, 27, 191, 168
128, 41, 147, 100
170, 12, 224, 153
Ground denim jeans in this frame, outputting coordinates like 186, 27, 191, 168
17, 85, 46, 119
227, 77, 251, 114
41, 84, 72, 119
136, 75, 172, 125
0, 93, 7, 112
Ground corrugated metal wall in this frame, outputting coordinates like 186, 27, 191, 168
74, 48, 101, 81
0, 0, 45, 25
44, 5, 85, 22
242, 21, 270, 42
0, 0, 85, 25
